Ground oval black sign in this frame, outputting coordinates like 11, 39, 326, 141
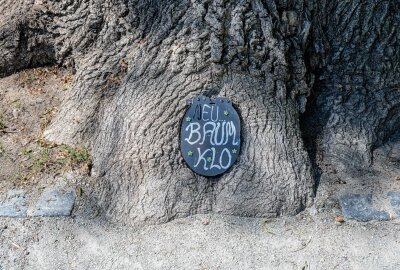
180, 96, 241, 177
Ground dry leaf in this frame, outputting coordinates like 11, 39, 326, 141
335, 215, 345, 223
76, 186, 83, 197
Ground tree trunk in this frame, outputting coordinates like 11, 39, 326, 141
1, 0, 399, 226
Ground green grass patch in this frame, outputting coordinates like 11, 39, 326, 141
15, 142, 92, 182
59, 145, 91, 168
32, 147, 51, 173
10, 171, 29, 183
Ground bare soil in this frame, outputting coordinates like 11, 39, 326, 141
0, 67, 92, 203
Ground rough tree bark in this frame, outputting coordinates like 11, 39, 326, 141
0, 0, 399, 226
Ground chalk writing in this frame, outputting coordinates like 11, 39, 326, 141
180, 96, 241, 177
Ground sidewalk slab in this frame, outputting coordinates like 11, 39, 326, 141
0, 190, 28, 217
338, 194, 390, 221
30, 189, 75, 217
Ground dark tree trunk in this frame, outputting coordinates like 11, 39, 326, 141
0, 0, 399, 226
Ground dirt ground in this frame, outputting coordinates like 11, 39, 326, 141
1, 211, 400, 270
0, 67, 92, 208
1, 68, 400, 270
